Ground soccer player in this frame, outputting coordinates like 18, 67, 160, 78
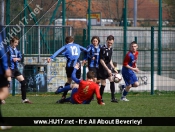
47, 36, 87, 103
0, 39, 12, 130
98, 35, 118, 103
119, 41, 139, 101
84, 36, 101, 83
7, 37, 32, 103
55, 63, 105, 105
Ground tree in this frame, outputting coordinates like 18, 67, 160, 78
163, 0, 175, 25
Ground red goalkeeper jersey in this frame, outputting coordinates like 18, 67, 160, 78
73, 80, 102, 104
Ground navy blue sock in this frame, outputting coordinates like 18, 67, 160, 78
100, 85, 105, 99
64, 97, 71, 102
57, 85, 71, 94
122, 89, 128, 98
62, 83, 70, 97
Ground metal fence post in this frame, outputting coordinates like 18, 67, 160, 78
158, 0, 162, 75
12, 78, 15, 96
38, 25, 40, 63
123, 0, 128, 59
83, 29, 87, 80
151, 26, 154, 95
134, 36, 137, 43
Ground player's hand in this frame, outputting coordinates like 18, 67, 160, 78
74, 63, 80, 70
113, 69, 118, 73
92, 57, 95, 60
100, 102, 105, 105
107, 69, 112, 76
47, 58, 51, 63
12, 58, 18, 62
82, 60, 87, 66
133, 67, 139, 73
4, 69, 11, 78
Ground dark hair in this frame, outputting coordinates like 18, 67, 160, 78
130, 41, 137, 45
87, 71, 95, 79
107, 35, 114, 41
10, 36, 19, 43
91, 36, 100, 44
65, 36, 74, 44
113, 62, 117, 67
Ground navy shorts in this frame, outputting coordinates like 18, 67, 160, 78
66, 67, 81, 79
11, 69, 22, 78
0, 75, 9, 88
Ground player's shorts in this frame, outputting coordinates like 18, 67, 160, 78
0, 75, 9, 88
88, 67, 100, 79
11, 68, 22, 78
98, 64, 112, 80
66, 67, 81, 79
122, 69, 138, 86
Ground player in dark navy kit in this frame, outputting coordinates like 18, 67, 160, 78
119, 41, 139, 101
7, 37, 32, 103
47, 36, 87, 103
55, 63, 105, 105
98, 35, 118, 103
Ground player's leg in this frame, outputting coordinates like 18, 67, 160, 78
0, 75, 12, 130
69, 88, 78, 104
62, 67, 80, 96
0, 77, 11, 104
108, 76, 118, 103
55, 83, 78, 94
15, 69, 31, 103
121, 72, 138, 101
100, 79, 106, 102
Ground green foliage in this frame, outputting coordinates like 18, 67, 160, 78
2, 93, 175, 132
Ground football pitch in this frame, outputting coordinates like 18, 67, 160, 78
2, 93, 175, 132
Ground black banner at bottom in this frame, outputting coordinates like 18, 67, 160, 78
2, 117, 175, 126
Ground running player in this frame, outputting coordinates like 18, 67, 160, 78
119, 41, 139, 101
47, 36, 87, 103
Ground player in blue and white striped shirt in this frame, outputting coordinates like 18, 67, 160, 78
47, 36, 87, 103
84, 36, 101, 83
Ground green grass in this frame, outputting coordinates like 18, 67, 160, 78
2, 93, 175, 132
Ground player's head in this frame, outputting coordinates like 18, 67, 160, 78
10, 36, 19, 47
106, 35, 114, 48
130, 41, 138, 53
113, 62, 117, 67
91, 36, 100, 47
65, 36, 74, 44
86, 71, 95, 80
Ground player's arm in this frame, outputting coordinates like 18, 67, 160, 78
71, 63, 81, 84
47, 46, 66, 63
110, 60, 118, 73
79, 45, 87, 52
83, 45, 90, 62
6, 47, 12, 66
99, 49, 112, 76
123, 54, 139, 72
0, 48, 11, 77
94, 85, 105, 105
16, 50, 22, 61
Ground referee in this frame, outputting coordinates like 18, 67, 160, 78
98, 35, 118, 103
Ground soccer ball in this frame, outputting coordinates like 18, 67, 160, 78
113, 73, 122, 83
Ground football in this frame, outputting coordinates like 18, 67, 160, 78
113, 73, 122, 83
